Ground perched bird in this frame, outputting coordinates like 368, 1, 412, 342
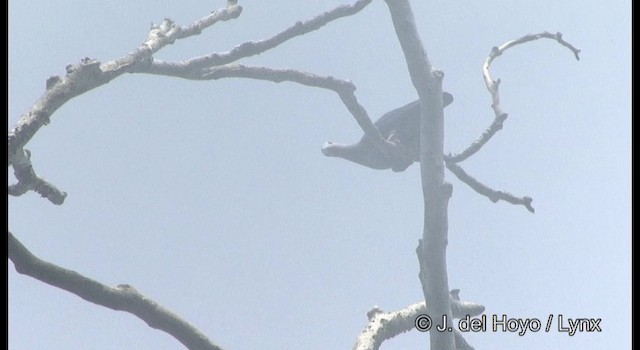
322, 92, 454, 172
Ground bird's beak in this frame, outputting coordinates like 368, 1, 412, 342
321, 142, 336, 156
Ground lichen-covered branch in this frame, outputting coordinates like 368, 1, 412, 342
446, 161, 535, 213
8, 232, 223, 350
352, 291, 484, 350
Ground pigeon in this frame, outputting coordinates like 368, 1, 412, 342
322, 92, 453, 172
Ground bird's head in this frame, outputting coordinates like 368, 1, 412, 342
321, 141, 340, 157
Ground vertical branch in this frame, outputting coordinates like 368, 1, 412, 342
384, 1, 455, 349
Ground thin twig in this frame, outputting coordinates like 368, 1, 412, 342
450, 32, 580, 162
195, 64, 411, 162
148, 0, 373, 74
446, 162, 535, 213
446, 32, 579, 212
483, 31, 580, 118
446, 112, 508, 163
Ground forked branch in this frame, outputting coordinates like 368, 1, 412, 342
447, 31, 580, 212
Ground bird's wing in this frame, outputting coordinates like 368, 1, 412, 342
371, 100, 421, 140
363, 92, 454, 142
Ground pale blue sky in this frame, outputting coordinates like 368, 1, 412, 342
9, 1, 630, 349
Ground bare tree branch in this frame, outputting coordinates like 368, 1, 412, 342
150, 62, 410, 166
6, 2, 404, 347
147, 0, 373, 74
197, 64, 354, 86
482, 31, 581, 137
8, 4, 243, 164
481, 32, 580, 138
450, 32, 579, 163
9, 1, 582, 348
352, 291, 484, 350
443, 32, 579, 213
145, 0, 417, 163
446, 162, 535, 213
8, 148, 67, 205
383, 1, 456, 349
201, 65, 390, 147
8, 1, 379, 205
8, 232, 223, 350
173, 2, 244, 39
445, 113, 508, 164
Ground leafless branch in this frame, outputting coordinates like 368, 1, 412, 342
148, 0, 373, 75
150, 62, 407, 165
8, 232, 223, 350
8, 4, 243, 163
8, 148, 67, 205
445, 113, 508, 163
145, 0, 413, 162
450, 32, 579, 163
443, 32, 579, 213
446, 162, 535, 213
483, 32, 580, 119
8, 0, 376, 203
352, 291, 484, 350
383, 1, 457, 350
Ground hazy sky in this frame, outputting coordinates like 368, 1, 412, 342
9, 1, 630, 349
